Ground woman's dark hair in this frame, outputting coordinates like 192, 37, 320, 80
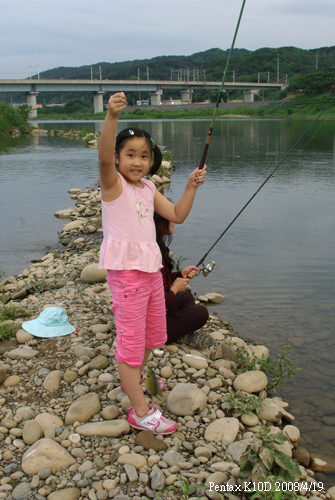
154, 212, 175, 274
115, 127, 162, 176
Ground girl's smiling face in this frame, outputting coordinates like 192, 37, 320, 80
115, 137, 151, 186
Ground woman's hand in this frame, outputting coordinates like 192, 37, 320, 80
107, 92, 127, 118
181, 266, 199, 279
170, 277, 190, 294
188, 164, 207, 188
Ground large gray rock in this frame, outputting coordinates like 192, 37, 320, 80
43, 370, 62, 391
211, 461, 238, 472
73, 344, 95, 359
182, 354, 208, 370
22, 420, 42, 445
62, 220, 85, 231
204, 417, 240, 446
21, 438, 75, 474
3, 375, 20, 387
250, 345, 269, 360
34, 413, 63, 431
15, 406, 34, 422
47, 488, 81, 500
166, 383, 207, 416
241, 412, 259, 427
124, 463, 138, 483
162, 450, 186, 467
80, 263, 107, 283
283, 424, 300, 443
16, 329, 34, 343
90, 324, 111, 334
101, 405, 119, 420
12, 482, 31, 499
63, 371, 78, 384
7, 348, 39, 360
76, 420, 130, 437
118, 452, 147, 469
54, 208, 74, 219
151, 469, 166, 491
257, 398, 283, 423
65, 393, 101, 425
227, 438, 252, 461
233, 370, 268, 393
205, 292, 226, 304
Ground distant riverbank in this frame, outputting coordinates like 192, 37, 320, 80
2, 94, 335, 132
32, 94, 335, 121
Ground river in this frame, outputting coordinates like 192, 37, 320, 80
1, 118, 335, 485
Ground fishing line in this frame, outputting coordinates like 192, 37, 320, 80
196, 95, 335, 270
198, 0, 247, 170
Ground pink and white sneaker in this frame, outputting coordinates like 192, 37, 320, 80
128, 404, 178, 435
120, 372, 166, 394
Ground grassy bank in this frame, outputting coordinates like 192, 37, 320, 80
33, 94, 335, 121
0, 101, 34, 135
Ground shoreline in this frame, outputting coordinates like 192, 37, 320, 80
30, 95, 335, 122
1, 164, 335, 499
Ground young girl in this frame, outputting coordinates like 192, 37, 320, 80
98, 92, 206, 435
154, 212, 210, 346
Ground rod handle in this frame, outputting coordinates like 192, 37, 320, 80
198, 127, 213, 169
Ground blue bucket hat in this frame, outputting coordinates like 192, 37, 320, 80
22, 307, 75, 338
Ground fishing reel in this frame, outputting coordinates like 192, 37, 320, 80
199, 261, 216, 277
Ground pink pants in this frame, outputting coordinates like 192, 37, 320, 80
106, 269, 167, 367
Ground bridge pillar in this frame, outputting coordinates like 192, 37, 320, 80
181, 88, 192, 103
150, 89, 162, 106
243, 90, 255, 102
26, 92, 38, 118
93, 91, 105, 114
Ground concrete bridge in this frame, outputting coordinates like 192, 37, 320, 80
0, 78, 287, 117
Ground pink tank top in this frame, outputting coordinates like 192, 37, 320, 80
99, 173, 162, 272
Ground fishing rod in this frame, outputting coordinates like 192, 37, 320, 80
197, 95, 335, 274
198, 0, 247, 170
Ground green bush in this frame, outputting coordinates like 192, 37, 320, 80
224, 390, 265, 415
0, 101, 33, 135
240, 425, 302, 484
0, 302, 30, 341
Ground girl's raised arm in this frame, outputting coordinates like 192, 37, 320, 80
98, 92, 127, 195
154, 165, 206, 223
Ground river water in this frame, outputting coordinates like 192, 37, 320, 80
1, 118, 335, 484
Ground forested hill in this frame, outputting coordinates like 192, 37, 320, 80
38, 46, 335, 83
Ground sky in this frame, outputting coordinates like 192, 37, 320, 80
1, 0, 335, 79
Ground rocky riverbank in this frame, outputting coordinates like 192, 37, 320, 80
1, 160, 335, 500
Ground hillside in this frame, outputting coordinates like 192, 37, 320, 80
37, 45, 335, 83
39, 48, 250, 81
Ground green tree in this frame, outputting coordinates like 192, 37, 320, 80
288, 68, 335, 93
0, 101, 32, 135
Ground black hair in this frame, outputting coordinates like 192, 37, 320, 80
153, 212, 175, 274
115, 127, 162, 176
